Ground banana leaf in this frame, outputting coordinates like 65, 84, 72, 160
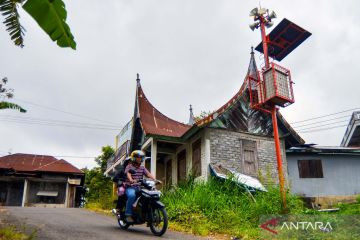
0, 101, 26, 112
23, 0, 76, 49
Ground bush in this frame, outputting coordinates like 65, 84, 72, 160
0, 226, 36, 240
162, 177, 304, 238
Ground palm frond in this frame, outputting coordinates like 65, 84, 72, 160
0, 0, 25, 47
0, 101, 26, 112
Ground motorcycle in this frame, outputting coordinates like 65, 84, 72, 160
112, 179, 168, 236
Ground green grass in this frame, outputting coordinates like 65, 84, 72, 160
336, 195, 360, 214
83, 177, 360, 239
162, 177, 304, 239
0, 226, 36, 240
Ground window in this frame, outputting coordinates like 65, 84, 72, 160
298, 160, 323, 178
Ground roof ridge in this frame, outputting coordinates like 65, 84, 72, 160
137, 83, 190, 127
34, 158, 58, 171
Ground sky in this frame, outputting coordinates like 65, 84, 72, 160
1, 0, 359, 169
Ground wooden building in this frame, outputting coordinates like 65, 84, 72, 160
0, 154, 84, 207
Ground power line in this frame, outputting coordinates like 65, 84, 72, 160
294, 120, 349, 131
292, 115, 351, 128
53, 155, 96, 159
0, 119, 120, 130
297, 124, 348, 133
0, 115, 120, 128
290, 108, 360, 124
0, 152, 96, 159
14, 98, 120, 125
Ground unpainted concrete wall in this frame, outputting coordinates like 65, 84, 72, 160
209, 128, 287, 184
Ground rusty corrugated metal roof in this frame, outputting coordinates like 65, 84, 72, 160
36, 159, 83, 174
137, 82, 191, 138
0, 153, 83, 174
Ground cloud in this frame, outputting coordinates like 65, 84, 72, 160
1, 0, 359, 168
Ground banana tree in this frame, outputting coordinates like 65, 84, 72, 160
0, 77, 26, 112
0, 0, 76, 49
0, 101, 26, 112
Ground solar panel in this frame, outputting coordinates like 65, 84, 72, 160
255, 18, 311, 61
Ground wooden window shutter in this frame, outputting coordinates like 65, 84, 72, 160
298, 160, 323, 178
177, 150, 186, 182
166, 160, 172, 186
192, 139, 201, 178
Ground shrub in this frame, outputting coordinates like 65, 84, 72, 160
162, 177, 304, 238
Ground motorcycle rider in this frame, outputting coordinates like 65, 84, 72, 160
125, 150, 157, 223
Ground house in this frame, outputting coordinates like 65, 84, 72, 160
341, 111, 360, 147
286, 145, 360, 207
0, 153, 84, 207
285, 111, 360, 207
105, 50, 304, 186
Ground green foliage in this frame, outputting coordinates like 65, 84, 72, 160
194, 110, 213, 122
23, 0, 76, 49
0, 101, 26, 112
95, 145, 114, 174
83, 146, 115, 210
0, 77, 26, 112
162, 177, 304, 238
337, 201, 360, 214
0, 0, 75, 49
0, 0, 25, 47
0, 225, 36, 240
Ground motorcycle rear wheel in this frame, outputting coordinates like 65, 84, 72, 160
149, 207, 168, 236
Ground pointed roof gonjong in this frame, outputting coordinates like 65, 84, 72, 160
134, 75, 191, 138
194, 48, 304, 147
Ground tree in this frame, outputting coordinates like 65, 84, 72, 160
95, 146, 115, 174
84, 145, 115, 209
0, 0, 76, 49
194, 110, 213, 122
0, 77, 26, 112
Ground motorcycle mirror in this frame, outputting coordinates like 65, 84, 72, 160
129, 169, 136, 174
144, 157, 151, 161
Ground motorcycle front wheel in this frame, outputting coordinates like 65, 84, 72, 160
118, 216, 130, 229
149, 207, 168, 236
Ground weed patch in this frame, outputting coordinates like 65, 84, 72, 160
0, 225, 36, 240
162, 177, 304, 238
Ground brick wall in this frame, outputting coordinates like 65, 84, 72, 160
209, 127, 287, 185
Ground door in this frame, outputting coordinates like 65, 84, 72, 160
165, 159, 172, 186
177, 150, 186, 182
241, 140, 257, 176
243, 150, 256, 175
192, 139, 201, 178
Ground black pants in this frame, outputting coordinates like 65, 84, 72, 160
116, 195, 127, 210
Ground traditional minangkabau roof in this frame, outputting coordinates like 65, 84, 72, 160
131, 49, 304, 148
135, 77, 191, 138
194, 48, 304, 148
0, 153, 83, 174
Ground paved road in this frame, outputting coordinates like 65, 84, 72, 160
1, 207, 211, 240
